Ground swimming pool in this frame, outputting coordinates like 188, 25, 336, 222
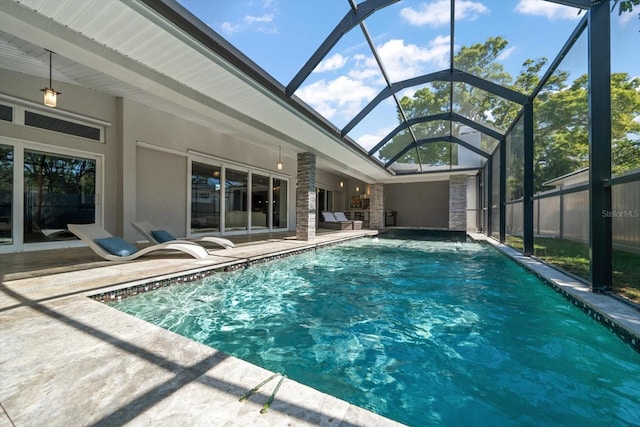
109, 236, 640, 426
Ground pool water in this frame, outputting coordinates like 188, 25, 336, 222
110, 237, 640, 426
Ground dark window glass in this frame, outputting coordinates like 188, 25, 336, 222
191, 162, 221, 233
0, 104, 13, 122
24, 111, 101, 141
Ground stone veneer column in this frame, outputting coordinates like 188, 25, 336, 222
448, 175, 467, 230
369, 183, 385, 229
296, 152, 316, 241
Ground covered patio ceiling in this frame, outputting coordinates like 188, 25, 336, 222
0, 0, 602, 182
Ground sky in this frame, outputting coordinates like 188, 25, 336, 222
176, 0, 639, 154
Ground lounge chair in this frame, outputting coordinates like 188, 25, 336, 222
333, 212, 363, 230
67, 223, 209, 261
319, 212, 353, 230
131, 221, 234, 249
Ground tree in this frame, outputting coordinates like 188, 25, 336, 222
380, 35, 640, 191
380, 36, 512, 165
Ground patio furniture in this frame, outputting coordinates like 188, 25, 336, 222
333, 212, 363, 230
319, 212, 353, 230
67, 223, 209, 261
132, 221, 234, 249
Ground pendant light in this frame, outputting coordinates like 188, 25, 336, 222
41, 50, 60, 107
277, 146, 283, 170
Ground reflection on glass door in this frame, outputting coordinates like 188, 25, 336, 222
191, 162, 221, 233
23, 149, 96, 243
225, 169, 247, 231
251, 173, 268, 229
0, 144, 13, 245
272, 178, 287, 229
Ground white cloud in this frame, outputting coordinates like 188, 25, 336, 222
219, 8, 278, 36
515, 0, 582, 20
296, 76, 378, 120
376, 36, 451, 81
297, 34, 454, 124
220, 21, 242, 35
356, 126, 396, 152
400, 0, 489, 26
497, 46, 517, 61
618, 10, 637, 25
314, 54, 348, 73
243, 13, 274, 25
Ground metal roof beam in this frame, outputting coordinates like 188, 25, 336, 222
383, 135, 489, 168
285, 0, 399, 96
342, 68, 527, 137
543, 0, 590, 9
367, 112, 501, 156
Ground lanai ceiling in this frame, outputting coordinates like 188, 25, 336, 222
0, 0, 590, 182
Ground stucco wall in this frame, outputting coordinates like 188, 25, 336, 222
120, 99, 295, 240
135, 146, 187, 240
0, 69, 120, 238
384, 181, 450, 228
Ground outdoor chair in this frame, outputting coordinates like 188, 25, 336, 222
131, 221, 234, 249
333, 211, 363, 230
67, 223, 209, 262
319, 212, 353, 230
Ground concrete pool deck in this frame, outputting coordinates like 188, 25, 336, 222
2, 229, 639, 426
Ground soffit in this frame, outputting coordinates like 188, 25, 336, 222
2, 0, 393, 181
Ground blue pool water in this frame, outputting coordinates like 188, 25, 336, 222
109, 237, 640, 426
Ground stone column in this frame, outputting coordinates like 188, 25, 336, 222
449, 175, 467, 231
296, 152, 316, 241
369, 183, 384, 229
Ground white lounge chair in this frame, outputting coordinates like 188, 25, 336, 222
320, 212, 352, 230
131, 221, 234, 249
67, 223, 209, 262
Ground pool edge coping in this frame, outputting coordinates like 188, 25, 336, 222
469, 233, 640, 352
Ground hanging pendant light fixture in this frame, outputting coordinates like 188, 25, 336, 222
41, 49, 60, 108
277, 146, 283, 170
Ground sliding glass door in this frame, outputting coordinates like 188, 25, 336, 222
272, 178, 287, 229
191, 162, 221, 233
190, 158, 288, 234
225, 168, 248, 231
0, 144, 12, 245
0, 138, 102, 251
251, 173, 269, 229
23, 150, 96, 243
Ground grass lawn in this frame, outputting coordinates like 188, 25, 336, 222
506, 236, 640, 304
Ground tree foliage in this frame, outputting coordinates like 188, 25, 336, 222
380, 35, 640, 193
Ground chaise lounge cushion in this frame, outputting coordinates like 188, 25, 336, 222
94, 236, 139, 257
151, 229, 176, 243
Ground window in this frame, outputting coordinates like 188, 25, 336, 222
191, 162, 221, 233
190, 157, 288, 234
24, 111, 102, 141
0, 144, 13, 245
0, 138, 102, 250
0, 104, 13, 122
251, 173, 269, 229
225, 169, 248, 231
23, 150, 96, 243
272, 178, 287, 229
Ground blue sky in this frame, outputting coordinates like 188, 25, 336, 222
176, 0, 639, 152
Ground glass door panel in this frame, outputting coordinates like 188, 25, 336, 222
225, 169, 248, 231
0, 144, 13, 245
191, 162, 221, 233
251, 173, 268, 229
272, 178, 287, 229
23, 149, 95, 243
